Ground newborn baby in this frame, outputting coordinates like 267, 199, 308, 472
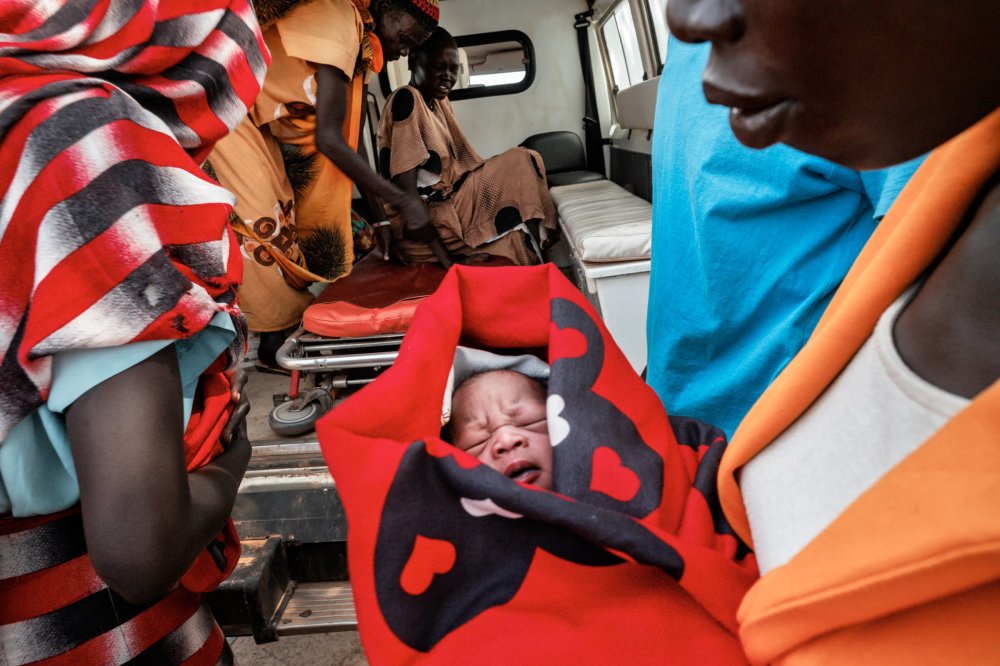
443, 347, 552, 489
448, 370, 553, 489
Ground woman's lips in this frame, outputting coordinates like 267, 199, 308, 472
728, 99, 793, 149
702, 82, 793, 149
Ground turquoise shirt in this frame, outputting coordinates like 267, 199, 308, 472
0, 313, 236, 517
646, 38, 924, 438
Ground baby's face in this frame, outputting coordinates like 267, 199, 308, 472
449, 371, 552, 490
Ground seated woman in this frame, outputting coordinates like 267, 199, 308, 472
377, 28, 558, 268
668, 0, 1000, 662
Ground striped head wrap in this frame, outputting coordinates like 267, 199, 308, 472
397, 0, 440, 32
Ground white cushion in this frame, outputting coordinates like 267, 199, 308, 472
550, 180, 652, 263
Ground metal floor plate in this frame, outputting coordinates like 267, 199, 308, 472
276, 581, 358, 636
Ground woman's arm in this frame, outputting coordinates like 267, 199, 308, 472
393, 166, 453, 267
314, 64, 431, 238
355, 117, 394, 260
66, 346, 250, 605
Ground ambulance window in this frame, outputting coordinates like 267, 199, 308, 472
601, 1, 644, 90
466, 41, 525, 87
449, 31, 535, 101
647, 0, 670, 66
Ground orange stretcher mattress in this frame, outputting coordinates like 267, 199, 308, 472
303, 253, 512, 338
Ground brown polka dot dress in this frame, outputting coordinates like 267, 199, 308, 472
377, 86, 558, 265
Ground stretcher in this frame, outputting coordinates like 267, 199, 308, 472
268, 252, 513, 435
267, 251, 449, 435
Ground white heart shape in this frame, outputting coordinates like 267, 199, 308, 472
547, 394, 570, 447
460, 497, 523, 520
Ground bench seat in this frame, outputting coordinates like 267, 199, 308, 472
550, 179, 652, 263
549, 179, 652, 373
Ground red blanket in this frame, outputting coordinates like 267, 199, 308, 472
319, 264, 758, 664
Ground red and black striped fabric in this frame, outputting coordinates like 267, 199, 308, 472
319, 265, 759, 664
0, 2, 269, 662
0, 510, 229, 665
0, 0, 269, 441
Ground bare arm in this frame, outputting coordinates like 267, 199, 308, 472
66, 346, 250, 604
393, 166, 453, 267
314, 64, 431, 236
355, 119, 394, 259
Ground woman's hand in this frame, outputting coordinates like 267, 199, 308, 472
541, 225, 561, 252
375, 223, 411, 264
390, 192, 454, 266
454, 252, 492, 265
377, 224, 393, 261
222, 367, 251, 454
393, 192, 433, 237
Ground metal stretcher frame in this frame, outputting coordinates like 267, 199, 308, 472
266, 253, 517, 434
277, 330, 403, 375
264, 253, 452, 434
275, 330, 404, 398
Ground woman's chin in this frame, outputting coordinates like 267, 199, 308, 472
417, 87, 445, 102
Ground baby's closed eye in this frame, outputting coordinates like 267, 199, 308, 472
458, 439, 487, 454
517, 417, 547, 432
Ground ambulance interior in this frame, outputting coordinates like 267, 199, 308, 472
222, 0, 669, 642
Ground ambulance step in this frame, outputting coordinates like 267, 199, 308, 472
276, 581, 358, 636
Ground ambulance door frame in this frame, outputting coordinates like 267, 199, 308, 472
593, 0, 662, 128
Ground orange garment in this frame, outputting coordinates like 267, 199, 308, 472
718, 107, 1000, 664
208, 0, 377, 332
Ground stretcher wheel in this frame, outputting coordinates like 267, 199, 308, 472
268, 392, 334, 436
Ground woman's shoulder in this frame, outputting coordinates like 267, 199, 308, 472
276, 0, 361, 27
274, 0, 363, 70
385, 86, 428, 124
893, 175, 1000, 398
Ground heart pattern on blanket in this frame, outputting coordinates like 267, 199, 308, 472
400, 535, 457, 596
589, 446, 641, 502
373, 298, 671, 651
547, 394, 571, 446
549, 322, 588, 360
461, 497, 524, 519
549, 298, 664, 517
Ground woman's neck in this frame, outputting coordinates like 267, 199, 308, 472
414, 83, 438, 110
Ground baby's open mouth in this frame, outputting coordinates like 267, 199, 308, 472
504, 460, 541, 484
